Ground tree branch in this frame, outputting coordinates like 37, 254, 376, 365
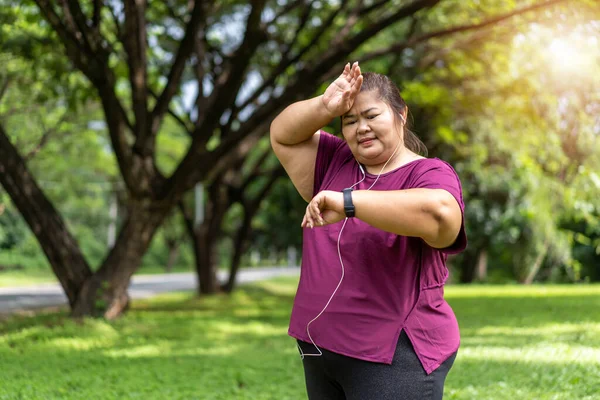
239, 148, 274, 195
267, 0, 306, 25
63, 0, 105, 52
161, 0, 569, 200
418, 27, 494, 70
212, 3, 441, 167
25, 112, 70, 161
333, 0, 441, 48
247, 165, 285, 209
34, 1, 135, 191
151, 1, 205, 136
0, 78, 10, 103
360, 0, 571, 63
359, 0, 391, 16
285, 0, 315, 57
231, 1, 347, 125
93, 0, 102, 29
148, 88, 193, 132
35, 1, 84, 53
193, 0, 268, 133
123, 0, 149, 153
107, 2, 124, 40
192, 33, 209, 125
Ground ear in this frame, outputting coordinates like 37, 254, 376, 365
400, 110, 407, 125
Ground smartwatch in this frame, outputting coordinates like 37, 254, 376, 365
342, 188, 355, 218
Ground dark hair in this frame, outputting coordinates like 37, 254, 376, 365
359, 72, 428, 156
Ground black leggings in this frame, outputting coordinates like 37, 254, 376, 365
297, 331, 456, 400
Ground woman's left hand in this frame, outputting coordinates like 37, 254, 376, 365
301, 190, 346, 228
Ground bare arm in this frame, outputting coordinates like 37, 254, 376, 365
270, 62, 363, 202
301, 188, 462, 249
269, 96, 332, 202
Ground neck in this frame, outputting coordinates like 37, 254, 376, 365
364, 145, 414, 175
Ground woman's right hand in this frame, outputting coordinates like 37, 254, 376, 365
322, 62, 363, 117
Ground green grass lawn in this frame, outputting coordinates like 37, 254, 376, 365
1, 279, 599, 400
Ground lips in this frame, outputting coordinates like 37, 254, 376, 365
358, 137, 376, 145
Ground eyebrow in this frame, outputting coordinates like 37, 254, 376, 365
342, 108, 379, 119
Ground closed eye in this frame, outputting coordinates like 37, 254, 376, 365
367, 114, 378, 119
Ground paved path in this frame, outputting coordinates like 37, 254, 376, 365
0, 267, 299, 314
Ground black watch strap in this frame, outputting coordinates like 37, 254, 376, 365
343, 188, 355, 218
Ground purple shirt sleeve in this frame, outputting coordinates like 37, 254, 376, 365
411, 159, 467, 254
313, 131, 347, 196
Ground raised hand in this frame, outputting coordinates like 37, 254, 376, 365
322, 62, 363, 118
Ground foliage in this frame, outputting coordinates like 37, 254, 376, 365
248, 178, 306, 255
1, 0, 598, 296
357, 1, 600, 282
0, 2, 199, 274
0, 278, 599, 399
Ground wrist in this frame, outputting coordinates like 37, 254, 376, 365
317, 95, 339, 120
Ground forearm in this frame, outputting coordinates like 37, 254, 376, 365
270, 95, 334, 145
352, 189, 461, 247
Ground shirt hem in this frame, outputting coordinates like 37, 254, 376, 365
422, 344, 460, 375
288, 329, 394, 365
404, 328, 460, 375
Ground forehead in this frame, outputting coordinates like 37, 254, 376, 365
347, 91, 385, 113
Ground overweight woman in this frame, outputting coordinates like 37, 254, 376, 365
270, 62, 467, 400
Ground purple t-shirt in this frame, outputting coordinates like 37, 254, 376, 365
288, 131, 467, 374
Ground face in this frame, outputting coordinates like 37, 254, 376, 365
341, 91, 404, 167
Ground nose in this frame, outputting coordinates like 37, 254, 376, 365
357, 118, 370, 134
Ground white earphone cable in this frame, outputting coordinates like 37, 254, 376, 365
298, 117, 406, 359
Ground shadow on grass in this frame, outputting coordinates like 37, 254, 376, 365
2, 332, 598, 399
2, 283, 600, 399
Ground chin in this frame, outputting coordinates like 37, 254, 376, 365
357, 149, 384, 162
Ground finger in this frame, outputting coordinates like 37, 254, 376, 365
352, 62, 360, 78
307, 201, 318, 226
301, 213, 307, 228
351, 75, 363, 94
305, 205, 315, 229
311, 199, 324, 226
343, 62, 351, 77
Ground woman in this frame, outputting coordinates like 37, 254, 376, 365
270, 62, 467, 400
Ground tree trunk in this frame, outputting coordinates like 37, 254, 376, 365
193, 224, 219, 294
181, 181, 230, 295
459, 250, 478, 283
475, 249, 488, 282
0, 124, 92, 307
71, 202, 171, 318
222, 212, 253, 293
165, 242, 179, 273
222, 168, 284, 293
522, 240, 549, 285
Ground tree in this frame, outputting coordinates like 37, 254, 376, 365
377, 1, 600, 282
0, 0, 574, 318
